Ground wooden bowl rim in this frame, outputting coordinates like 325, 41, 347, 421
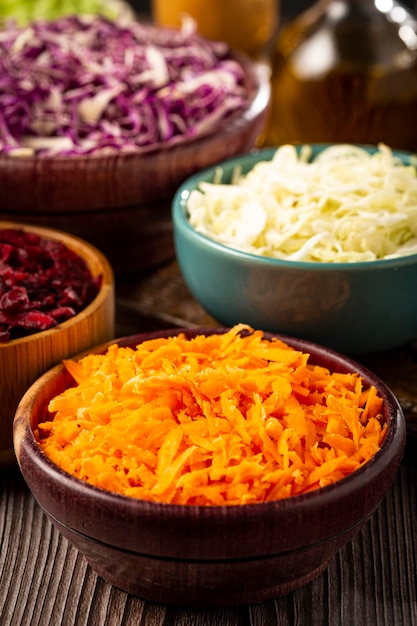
14, 327, 406, 514
0, 220, 114, 350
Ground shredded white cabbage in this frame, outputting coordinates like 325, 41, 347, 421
186, 143, 417, 263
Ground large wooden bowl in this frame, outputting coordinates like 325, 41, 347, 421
1, 222, 115, 467
13, 328, 406, 606
0, 54, 270, 274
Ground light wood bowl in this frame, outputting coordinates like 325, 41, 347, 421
0, 222, 115, 468
0, 54, 270, 274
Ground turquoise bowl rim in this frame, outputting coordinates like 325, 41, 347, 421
173, 143, 417, 271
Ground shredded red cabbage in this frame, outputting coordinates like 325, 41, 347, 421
0, 15, 248, 157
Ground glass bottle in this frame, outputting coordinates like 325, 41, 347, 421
152, 0, 280, 60
265, 0, 417, 152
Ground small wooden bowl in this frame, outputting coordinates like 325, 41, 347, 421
13, 328, 406, 606
1, 222, 115, 467
0, 54, 270, 274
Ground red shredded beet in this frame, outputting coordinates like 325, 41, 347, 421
0, 228, 102, 342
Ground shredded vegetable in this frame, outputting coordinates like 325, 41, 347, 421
0, 0, 134, 25
0, 15, 247, 156
36, 325, 387, 505
187, 143, 417, 262
0, 228, 101, 342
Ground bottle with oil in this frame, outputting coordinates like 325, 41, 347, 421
265, 0, 417, 152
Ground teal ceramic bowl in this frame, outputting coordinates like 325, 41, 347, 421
172, 145, 417, 355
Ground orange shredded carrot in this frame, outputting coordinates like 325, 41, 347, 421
36, 324, 387, 505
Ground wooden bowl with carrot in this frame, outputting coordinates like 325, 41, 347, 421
0, 221, 115, 468
13, 325, 405, 607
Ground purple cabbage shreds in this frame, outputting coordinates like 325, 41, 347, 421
0, 15, 248, 157
0, 228, 102, 342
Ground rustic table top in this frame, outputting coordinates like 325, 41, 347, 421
1, 260, 417, 626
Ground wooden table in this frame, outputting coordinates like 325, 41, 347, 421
1, 261, 417, 626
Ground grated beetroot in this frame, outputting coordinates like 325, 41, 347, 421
0, 228, 102, 342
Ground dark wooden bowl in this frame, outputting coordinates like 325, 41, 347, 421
0, 54, 270, 274
13, 328, 406, 607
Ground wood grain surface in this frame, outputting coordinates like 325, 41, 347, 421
1, 261, 417, 625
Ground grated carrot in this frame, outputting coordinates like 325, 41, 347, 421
36, 324, 387, 505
